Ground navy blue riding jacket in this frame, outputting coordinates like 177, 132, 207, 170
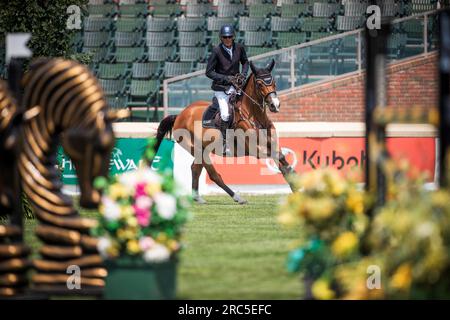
205, 42, 249, 92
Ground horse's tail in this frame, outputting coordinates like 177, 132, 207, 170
149, 115, 177, 164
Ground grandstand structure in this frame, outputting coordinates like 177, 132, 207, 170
1, 0, 449, 121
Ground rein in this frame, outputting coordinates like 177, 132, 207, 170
233, 75, 274, 130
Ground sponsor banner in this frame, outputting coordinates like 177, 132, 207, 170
206, 137, 436, 185
58, 138, 174, 185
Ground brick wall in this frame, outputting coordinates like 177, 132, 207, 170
271, 53, 439, 122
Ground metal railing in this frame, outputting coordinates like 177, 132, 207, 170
163, 9, 441, 117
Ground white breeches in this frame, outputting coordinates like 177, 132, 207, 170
214, 86, 236, 121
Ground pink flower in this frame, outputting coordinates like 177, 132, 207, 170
133, 205, 151, 227
135, 195, 152, 209
139, 237, 155, 251
135, 183, 147, 197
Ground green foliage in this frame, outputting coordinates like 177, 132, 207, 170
0, 0, 88, 60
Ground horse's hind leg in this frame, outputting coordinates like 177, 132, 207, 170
191, 162, 206, 204
203, 161, 247, 205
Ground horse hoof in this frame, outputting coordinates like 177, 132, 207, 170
194, 197, 207, 204
233, 192, 247, 205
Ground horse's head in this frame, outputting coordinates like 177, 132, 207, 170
249, 59, 280, 113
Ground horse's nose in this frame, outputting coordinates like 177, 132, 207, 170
269, 93, 280, 112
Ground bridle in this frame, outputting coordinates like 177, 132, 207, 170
232, 73, 276, 129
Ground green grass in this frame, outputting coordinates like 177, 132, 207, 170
177, 195, 302, 300
20, 195, 302, 299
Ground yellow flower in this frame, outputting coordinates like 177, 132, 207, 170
168, 240, 180, 252
109, 183, 129, 200
277, 212, 297, 226
156, 233, 168, 243
120, 206, 134, 219
117, 227, 137, 241
303, 197, 336, 221
126, 240, 141, 255
390, 263, 412, 291
311, 279, 335, 300
346, 190, 364, 215
145, 183, 161, 196
126, 216, 138, 228
107, 244, 119, 258
332, 232, 358, 258
300, 170, 325, 192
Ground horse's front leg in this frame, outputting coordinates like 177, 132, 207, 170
264, 127, 297, 192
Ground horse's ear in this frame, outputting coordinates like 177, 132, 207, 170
267, 59, 275, 72
249, 61, 257, 75
106, 109, 130, 122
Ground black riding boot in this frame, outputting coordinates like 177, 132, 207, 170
220, 119, 231, 156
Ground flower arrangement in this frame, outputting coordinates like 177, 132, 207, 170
278, 168, 369, 299
280, 163, 450, 300
334, 167, 450, 299
92, 166, 190, 264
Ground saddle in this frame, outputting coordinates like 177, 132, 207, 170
202, 96, 236, 130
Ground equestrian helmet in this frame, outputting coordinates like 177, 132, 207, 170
220, 24, 235, 38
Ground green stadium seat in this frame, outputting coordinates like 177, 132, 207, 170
164, 62, 194, 78
336, 16, 364, 31
313, 3, 341, 18
99, 79, 127, 96
112, 47, 147, 62
115, 18, 146, 32
119, 4, 149, 17
270, 17, 298, 32
217, 4, 245, 18
150, 4, 181, 17
177, 17, 206, 31
238, 17, 268, 31
82, 47, 110, 63
281, 4, 311, 18
244, 31, 272, 47
309, 31, 336, 41
84, 17, 112, 32
207, 17, 235, 31
178, 31, 207, 47
115, 32, 144, 47
195, 62, 207, 71
147, 17, 174, 31
148, 46, 176, 61
249, 4, 278, 18
301, 17, 330, 32
87, 4, 117, 17
132, 62, 161, 79
246, 47, 273, 57
146, 31, 175, 47
276, 32, 306, 48
83, 32, 111, 47
97, 63, 129, 79
129, 79, 159, 100
178, 46, 207, 62
106, 95, 128, 110
343, 2, 367, 17
186, 4, 212, 17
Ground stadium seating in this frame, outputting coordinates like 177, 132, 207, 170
65, 0, 445, 121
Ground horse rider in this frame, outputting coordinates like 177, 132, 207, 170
206, 24, 249, 155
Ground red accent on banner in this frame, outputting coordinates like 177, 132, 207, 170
206, 137, 435, 184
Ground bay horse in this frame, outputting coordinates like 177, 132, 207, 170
151, 60, 295, 204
